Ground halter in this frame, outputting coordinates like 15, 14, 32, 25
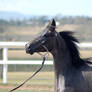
9, 46, 49, 92
38, 45, 49, 57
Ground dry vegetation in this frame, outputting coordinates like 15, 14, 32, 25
3, 24, 92, 42
5, 24, 92, 60
0, 72, 54, 92
8, 49, 92, 60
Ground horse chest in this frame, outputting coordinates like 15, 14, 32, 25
55, 74, 87, 92
58, 75, 65, 90
55, 75, 65, 92
56, 75, 76, 92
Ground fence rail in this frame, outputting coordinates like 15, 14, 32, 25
0, 42, 92, 84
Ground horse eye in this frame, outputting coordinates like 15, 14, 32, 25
41, 40, 45, 44
44, 34, 48, 37
44, 33, 50, 37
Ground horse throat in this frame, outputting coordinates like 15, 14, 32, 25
51, 42, 73, 92
51, 42, 73, 75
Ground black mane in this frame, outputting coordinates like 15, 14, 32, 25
59, 31, 88, 68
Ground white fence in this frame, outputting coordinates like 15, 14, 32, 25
0, 42, 92, 84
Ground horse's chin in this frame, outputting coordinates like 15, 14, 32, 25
29, 51, 34, 55
26, 50, 34, 55
26, 48, 35, 55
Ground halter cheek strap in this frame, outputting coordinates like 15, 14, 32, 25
38, 45, 49, 57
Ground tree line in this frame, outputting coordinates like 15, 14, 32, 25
0, 16, 92, 27
0, 15, 92, 42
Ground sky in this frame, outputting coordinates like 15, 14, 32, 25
0, 0, 92, 17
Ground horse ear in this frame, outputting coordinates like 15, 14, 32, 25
49, 19, 56, 31
51, 19, 56, 27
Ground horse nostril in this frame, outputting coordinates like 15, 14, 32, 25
25, 43, 34, 54
25, 44, 27, 50
25, 44, 29, 53
26, 49, 29, 53
25, 43, 30, 49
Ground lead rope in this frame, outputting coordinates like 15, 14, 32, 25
9, 46, 49, 92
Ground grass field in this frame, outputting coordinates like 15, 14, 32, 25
1, 47, 92, 92
0, 89, 52, 92
0, 72, 54, 92
8, 49, 92, 60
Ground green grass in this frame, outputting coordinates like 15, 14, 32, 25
0, 72, 54, 92
0, 89, 8, 92
8, 72, 54, 86
0, 89, 52, 92
8, 65, 54, 72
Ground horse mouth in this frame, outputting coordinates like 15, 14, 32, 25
26, 49, 34, 55
27, 51, 34, 55
29, 51, 34, 55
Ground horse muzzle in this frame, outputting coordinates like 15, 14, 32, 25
26, 48, 34, 55
25, 44, 34, 55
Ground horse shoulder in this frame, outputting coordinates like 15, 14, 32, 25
81, 65, 92, 91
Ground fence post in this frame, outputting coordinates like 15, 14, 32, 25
0, 49, 3, 79
3, 46, 8, 84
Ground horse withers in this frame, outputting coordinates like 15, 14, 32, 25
25, 19, 92, 92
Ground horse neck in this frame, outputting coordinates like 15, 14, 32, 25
51, 37, 73, 76
51, 38, 74, 92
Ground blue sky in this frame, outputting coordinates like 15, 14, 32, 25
0, 0, 92, 16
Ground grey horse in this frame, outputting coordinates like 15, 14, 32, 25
25, 19, 92, 92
